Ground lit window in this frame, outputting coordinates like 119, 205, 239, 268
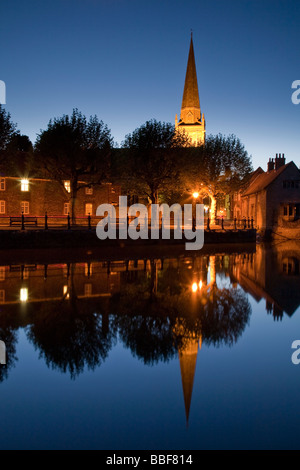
21, 179, 29, 192
0, 267, 5, 281
63, 285, 69, 299
0, 201, 5, 214
85, 203, 93, 216
21, 201, 30, 215
20, 288, 28, 302
85, 263, 93, 277
64, 181, 71, 193
84, 283, 92, 297
22, 268, 29, 280
64, 203, 70, 216
0, 178, 5, 191
0, 290, 5, 304
86, 186, 93, 195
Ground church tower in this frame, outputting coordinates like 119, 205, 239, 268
175, 33, 206, 146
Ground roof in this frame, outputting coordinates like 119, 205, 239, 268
242, 161, 300, 196
181, 36, 200, 111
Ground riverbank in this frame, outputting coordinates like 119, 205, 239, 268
0, 227, 256, 251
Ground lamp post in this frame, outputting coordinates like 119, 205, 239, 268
192, 192, 199, 230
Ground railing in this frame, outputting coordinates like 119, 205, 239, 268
213, 217, 255, 230
0, 213, 256, 231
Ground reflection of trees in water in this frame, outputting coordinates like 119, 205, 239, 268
114, 315, 177, 365
111, 259, 251, 364
0, 316, 18, 383
26, 294, 117, 379
0, 255, 252, 380
199, 286, 251, 347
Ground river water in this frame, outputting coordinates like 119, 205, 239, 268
0, 241, 299, 450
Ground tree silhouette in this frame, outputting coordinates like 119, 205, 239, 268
0, 105, 17, 152
118, 119, 190, 205
35, 108, 113, 222
182, 134, 253, 221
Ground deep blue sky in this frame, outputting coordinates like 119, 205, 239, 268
0, 0, 299, 170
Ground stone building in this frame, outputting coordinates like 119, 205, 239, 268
175, 34, 206, 146
232, 154, 300, 238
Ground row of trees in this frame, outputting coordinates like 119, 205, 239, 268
0, 105, 253, 220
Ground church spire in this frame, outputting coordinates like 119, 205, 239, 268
181, 33, 201, 117
175, 33, 206, 146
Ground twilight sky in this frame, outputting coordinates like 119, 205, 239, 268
0, 0, 299, 170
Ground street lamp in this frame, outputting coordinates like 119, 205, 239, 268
193, 192, 199, 199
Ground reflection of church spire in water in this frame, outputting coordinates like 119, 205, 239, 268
178, 335, 202, 426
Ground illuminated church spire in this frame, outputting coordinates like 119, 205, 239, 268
175, 32, 206, 146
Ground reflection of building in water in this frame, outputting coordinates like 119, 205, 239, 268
231, 242, 300, 319
0, 262, 121, 306
178, 337, 201, 426
0, 251, 253, 419
173, 318, 202, 426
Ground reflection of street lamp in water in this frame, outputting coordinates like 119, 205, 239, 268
192, 193, 200, 229
192, 282, 198, 293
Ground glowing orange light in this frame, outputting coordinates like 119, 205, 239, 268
192, 282, 198, 292
199, 280, 203, 290
193, 192, 199, 199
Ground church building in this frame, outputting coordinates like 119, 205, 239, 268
175, 34, 206, 146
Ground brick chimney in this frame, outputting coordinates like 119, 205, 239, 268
267, 158, 275, 172
274, 153, 286, 170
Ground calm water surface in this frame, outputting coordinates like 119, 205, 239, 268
0, 242, 300, 450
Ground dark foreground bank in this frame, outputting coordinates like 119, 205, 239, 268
0, 227, 256, 251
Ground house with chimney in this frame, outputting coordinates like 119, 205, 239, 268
232, 154, 300, 239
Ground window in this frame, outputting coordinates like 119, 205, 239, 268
20, 288, 28, 302
22, 268, 29, 280
283, 180, 300, 189
85, 203, 93, 216
64, 203, 70, 216
86, 186, 93, 195
21, 202, 30, 215
283, 205, 294, 217
21, 179, 29, 192
85, 263, 93, 277
84, 283, 92, 297
0, 201, 5, 214
0, 178, 5, 191
63, 285, 70, 299
64, 181, 71, 193
0, 267, 5, 281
